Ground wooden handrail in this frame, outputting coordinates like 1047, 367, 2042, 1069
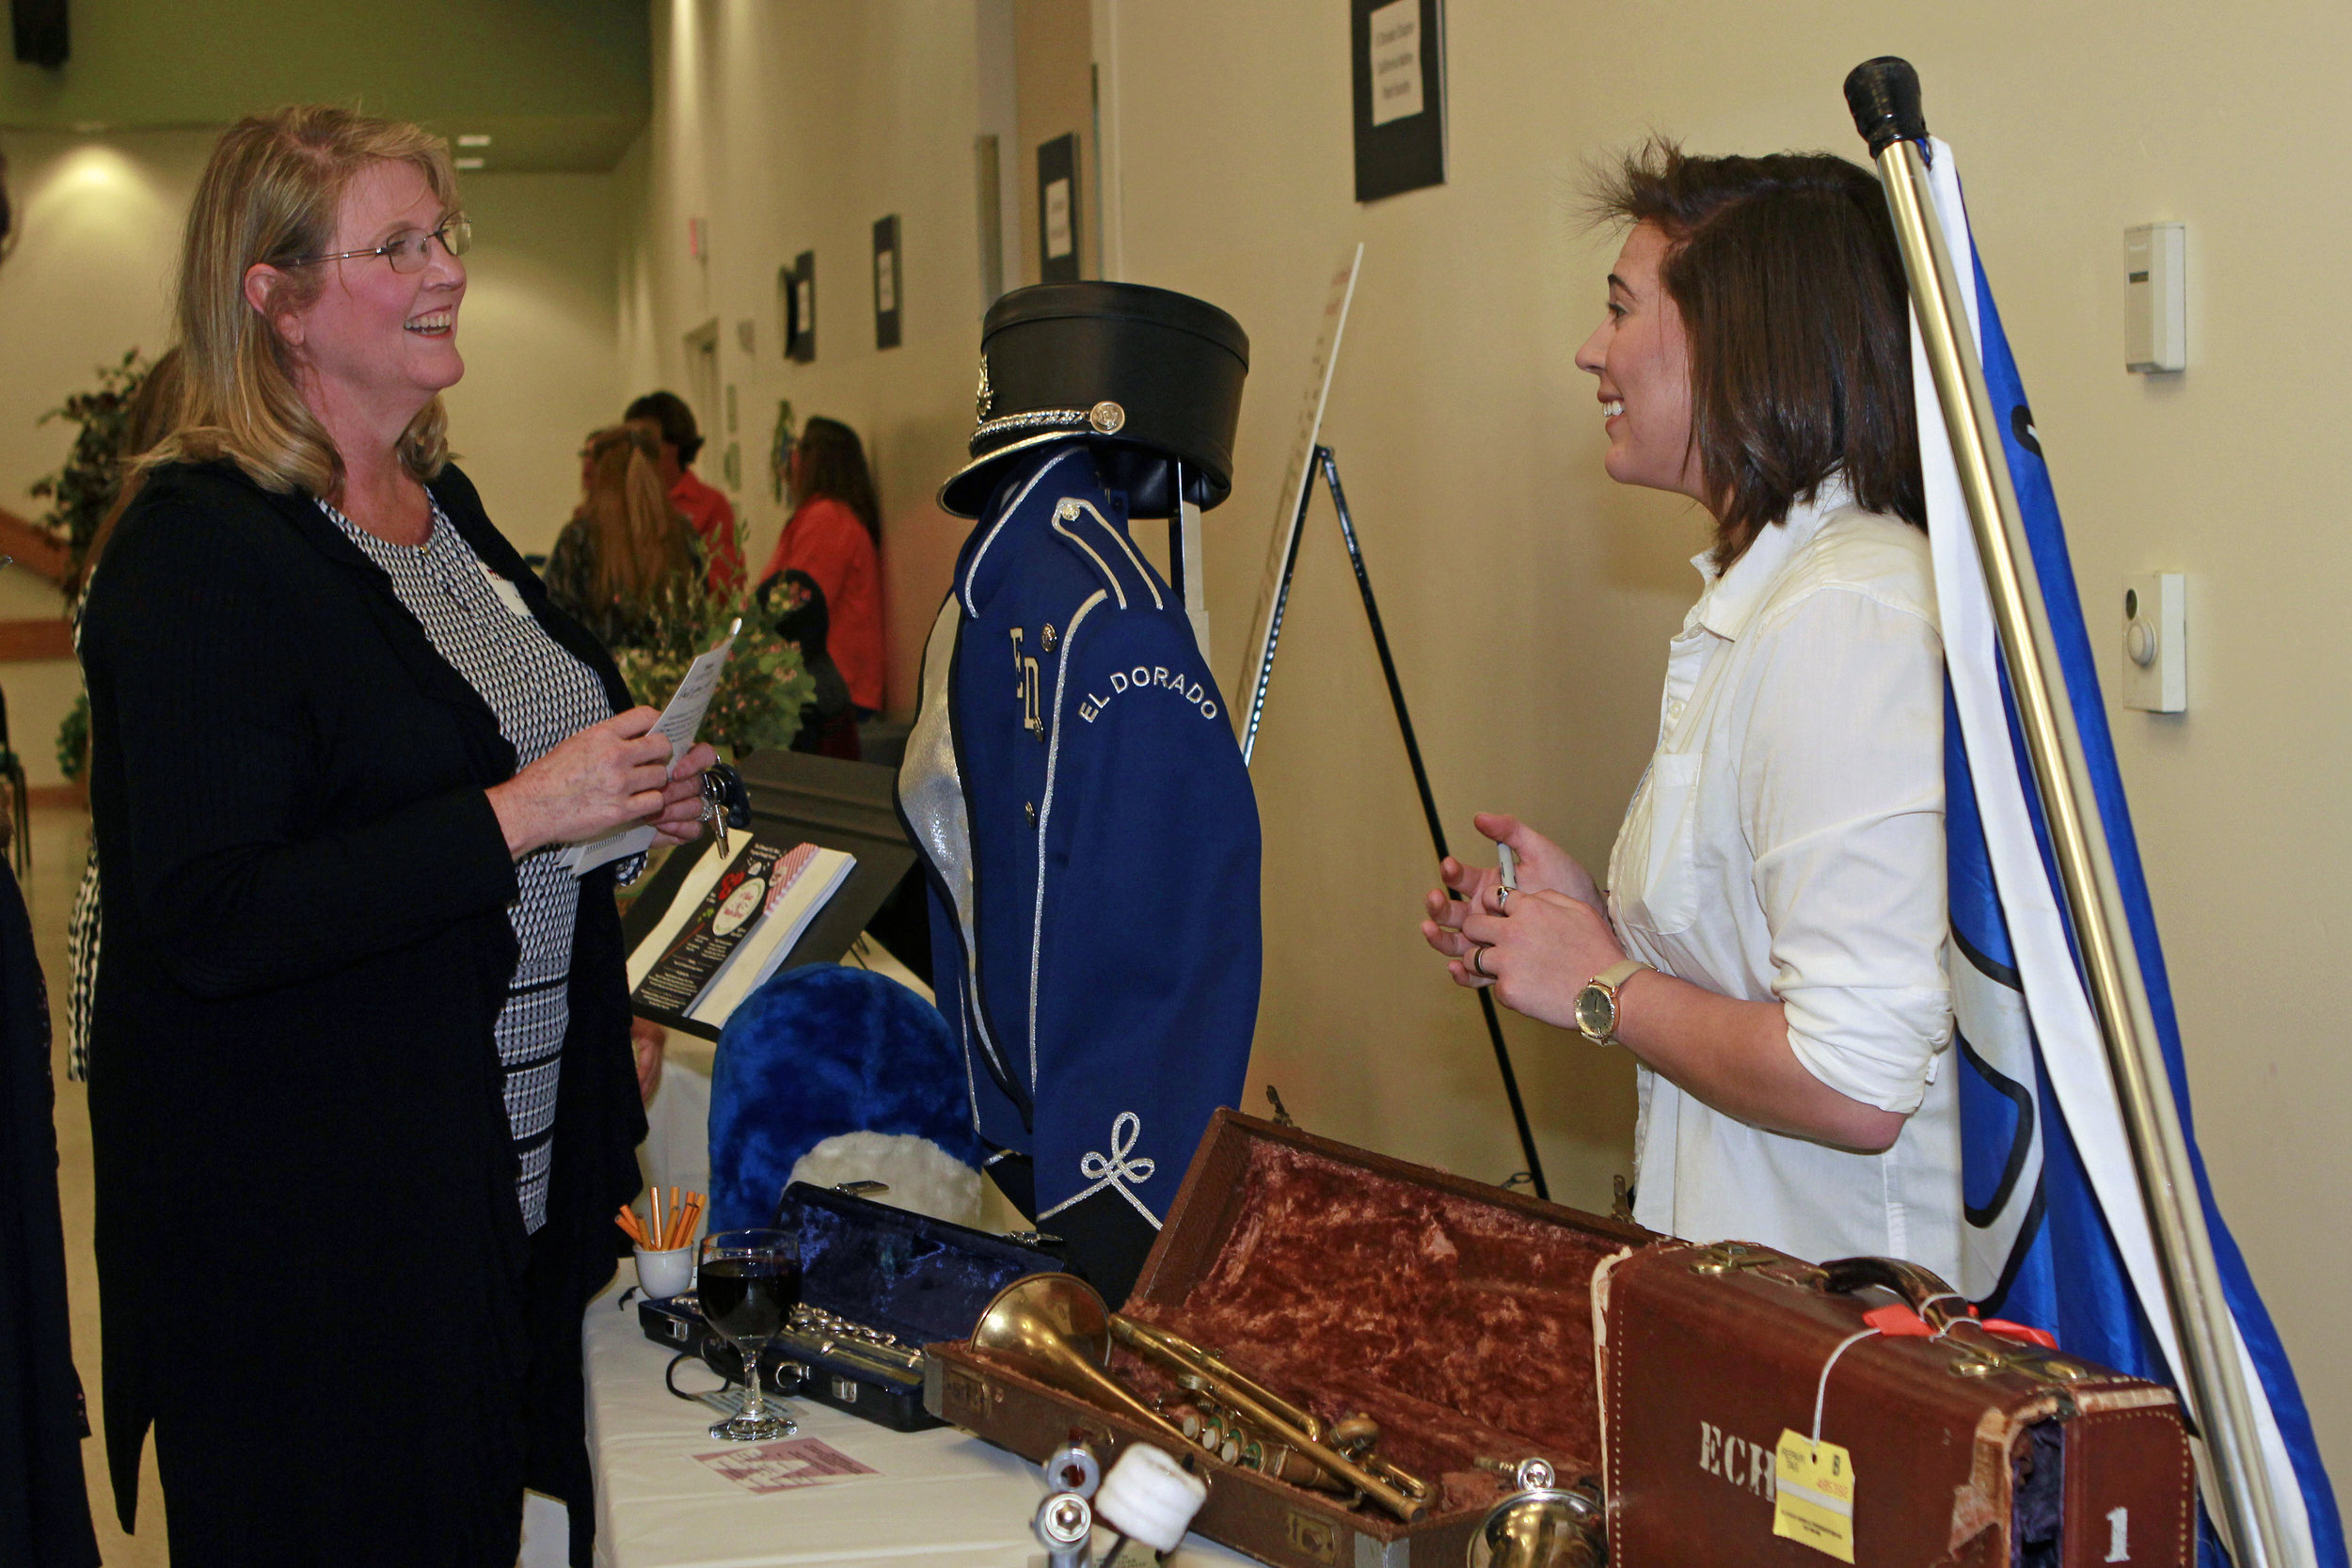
0, 506, 70, 583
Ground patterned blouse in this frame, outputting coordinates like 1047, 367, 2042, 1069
324, 496, 616, 1232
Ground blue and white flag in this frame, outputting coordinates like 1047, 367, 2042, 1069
1915, 139, 2343, 1567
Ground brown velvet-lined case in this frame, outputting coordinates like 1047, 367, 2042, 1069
924, 1109, 1648, 1567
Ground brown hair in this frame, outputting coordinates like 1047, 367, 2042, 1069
1589, 140, 1922, 566
792, 416, 881, 544
625, 390, 703, 466
579, 424, 695, 607
83, 346, 188, 591
145, 105, 459, 501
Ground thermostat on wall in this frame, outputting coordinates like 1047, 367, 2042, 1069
2121, 573, 2186, 713
2124, 223, 2185, 373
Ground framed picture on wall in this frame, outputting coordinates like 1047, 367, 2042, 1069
1037, 133, 1080, 285
781, 250, 817, 363
1351, 0, 1446, 202
873, 214, 902, 350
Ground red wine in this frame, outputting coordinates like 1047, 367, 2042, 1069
699, 1257, 801, 1344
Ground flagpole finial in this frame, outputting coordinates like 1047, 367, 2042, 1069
1845, 57, 1928, 154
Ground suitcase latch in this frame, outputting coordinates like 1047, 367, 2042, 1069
1689, 1242, 1821, 1284
1281, 1509, 1338, 1565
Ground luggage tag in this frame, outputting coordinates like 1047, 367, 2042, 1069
1774, 1313, 1912, 1563
1772, 1432, 1856, 1562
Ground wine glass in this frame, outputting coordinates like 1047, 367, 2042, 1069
698, 1227, 803, 1441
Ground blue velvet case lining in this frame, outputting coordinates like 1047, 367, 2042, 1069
779, 1181, 1057, 1345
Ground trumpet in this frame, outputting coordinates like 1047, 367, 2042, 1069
1113, 1316, 1435, 1516
969, 1275, 1431, 1523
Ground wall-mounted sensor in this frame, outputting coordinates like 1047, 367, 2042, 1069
2124, 223, 2185, 373
2121, 572, 2186, 712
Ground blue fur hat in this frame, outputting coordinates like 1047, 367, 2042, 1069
707, 963, 982, 1233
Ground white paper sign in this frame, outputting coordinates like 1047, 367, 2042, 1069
1044, 178, 1073, 260
1369, 0, 1424, 126
875, 247, 897, 313
562, 627, 737, 876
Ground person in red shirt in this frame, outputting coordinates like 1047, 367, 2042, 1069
760, 417, 884, 717
625, 389, 743, 594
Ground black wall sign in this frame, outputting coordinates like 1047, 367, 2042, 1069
1037, 133, 1081, 285
12, 0, 68, 68
1350, 0, 1444, 202
781, 250, 816, 363
872, 214, 902, 351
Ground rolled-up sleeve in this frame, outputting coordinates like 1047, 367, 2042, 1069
1738, 585, 1952, 1114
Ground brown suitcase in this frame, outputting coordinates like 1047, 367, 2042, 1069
926, 1109, 1646, 1567
1595, 1239, 2194, 1567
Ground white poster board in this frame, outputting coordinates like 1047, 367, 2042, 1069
1233, 245, 1364, 763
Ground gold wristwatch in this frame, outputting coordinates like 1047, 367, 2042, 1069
1573, 958, 1652, 1046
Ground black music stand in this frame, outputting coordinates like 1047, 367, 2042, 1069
1244, 446, 1550, 1199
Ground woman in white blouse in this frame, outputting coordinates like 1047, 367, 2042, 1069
1422, 144, 1961, 1279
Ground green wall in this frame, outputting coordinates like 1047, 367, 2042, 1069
1, 0, 649, 169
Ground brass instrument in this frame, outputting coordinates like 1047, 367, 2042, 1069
968, 1275, 1430, 1523
970, 1275, 1197, 1449
1469, 1462, 1606, 1568
1114, 1316, 1434, 1515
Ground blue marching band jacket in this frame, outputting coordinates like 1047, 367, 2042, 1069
899, 440, 1261, 1291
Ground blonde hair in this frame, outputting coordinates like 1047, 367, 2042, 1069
580, 425, 695, 607
147, 105, 459, 500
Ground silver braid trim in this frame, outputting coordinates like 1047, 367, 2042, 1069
970, 408, 1090, 451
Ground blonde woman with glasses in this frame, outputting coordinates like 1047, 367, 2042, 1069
78, 106, 715, 1566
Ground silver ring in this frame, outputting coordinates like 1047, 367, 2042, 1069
1469, 944, 1495, 979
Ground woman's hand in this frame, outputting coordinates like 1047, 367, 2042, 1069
1422, 813, 1605, 979
647, 742, 721, 847
1426, 884, 1629, 1029
1433, 813, 1600, 916
486, 707, 675, 860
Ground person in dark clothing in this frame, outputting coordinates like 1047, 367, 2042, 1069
0, 127, 103, 1568
757, 566, 858, 758
79, 105, 717, 1567
1, 853, 99, 1568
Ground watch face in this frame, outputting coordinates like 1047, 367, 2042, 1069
1575, 984, 1613, 1039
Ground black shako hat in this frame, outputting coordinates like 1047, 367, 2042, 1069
938, 281, 1249, 520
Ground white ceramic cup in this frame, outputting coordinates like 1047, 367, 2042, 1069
635, 1243, 695, 1300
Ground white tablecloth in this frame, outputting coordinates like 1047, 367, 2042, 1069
582, 1265, 1255, 1568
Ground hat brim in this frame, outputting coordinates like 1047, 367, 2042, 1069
935, 431, 1090, 519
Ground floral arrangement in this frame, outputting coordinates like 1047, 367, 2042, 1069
31, 349, 155, 784
610, 575, 815, 758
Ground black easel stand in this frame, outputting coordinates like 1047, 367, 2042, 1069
1248, 446, 1549, 1199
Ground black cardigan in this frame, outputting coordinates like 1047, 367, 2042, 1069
79, 461, 646, 1568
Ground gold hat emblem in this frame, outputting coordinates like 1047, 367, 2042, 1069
1088, 401, 1125, 435
975, 356, 994, 423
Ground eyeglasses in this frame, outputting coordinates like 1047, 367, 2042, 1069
291, 214, 471, 275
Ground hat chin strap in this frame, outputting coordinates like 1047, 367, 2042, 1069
1168, 457, 1211, 663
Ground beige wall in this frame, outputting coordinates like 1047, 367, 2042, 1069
1088, 0, 2352, 1510
1013, 0, 1098, 287
0, 131, 210, 784
439, 171, 625, 556
623, 2, 1000, 721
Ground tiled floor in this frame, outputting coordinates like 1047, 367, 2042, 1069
34, 804, 171, 1567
